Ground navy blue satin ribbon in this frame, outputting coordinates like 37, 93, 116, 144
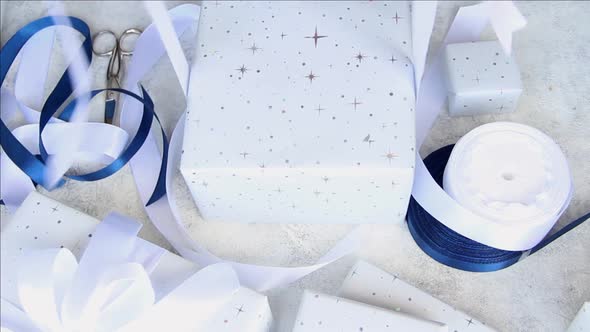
0, 15, 167, 205
407, 144, 589, 272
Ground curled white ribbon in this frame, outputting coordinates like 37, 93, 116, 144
0, 213, 242, 332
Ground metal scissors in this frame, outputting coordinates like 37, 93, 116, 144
92, 28, 142, 123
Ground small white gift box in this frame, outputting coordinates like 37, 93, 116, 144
0, 192, 272, 331
339, 261, 495, 332
181, 1, 416, 224
443, 41, 522, 117
292, 290, 447, 332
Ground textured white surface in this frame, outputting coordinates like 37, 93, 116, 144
1, 1, 589, 332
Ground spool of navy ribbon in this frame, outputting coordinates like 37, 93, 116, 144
407, 144, 589, 272
0, 15, 168, 205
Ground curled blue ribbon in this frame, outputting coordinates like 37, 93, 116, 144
407, 144, 589, 272
0, 15, 168, 205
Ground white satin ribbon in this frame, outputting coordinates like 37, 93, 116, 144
410, 1, 555, 251
442, 122, 573, 249
0, 213, 242, 332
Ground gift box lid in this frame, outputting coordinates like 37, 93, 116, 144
293, 290, 447, 332
444, 41, 522, 96
182, 1, 416, 171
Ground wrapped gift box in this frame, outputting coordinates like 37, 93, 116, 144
181, 1, 416, 224
339, 261, 495, 332
0, 192, 272, 331
292, 290, 447, 332
443, 41, 522, 117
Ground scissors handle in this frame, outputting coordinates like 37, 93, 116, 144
91, 30, 117, 57
118, 28, 142, 56
91, 28, 142, 124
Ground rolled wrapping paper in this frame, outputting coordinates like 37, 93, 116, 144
443, 122, 573, 245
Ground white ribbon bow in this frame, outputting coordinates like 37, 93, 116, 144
0, 214, 241, 332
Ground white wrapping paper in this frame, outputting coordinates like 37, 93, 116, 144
0, 192, 272, 331
293, 290, 447, 332
567, 302, 590, 332
443, 41, 522, 116
339, 261, 495, 332
181, 0, 416, 224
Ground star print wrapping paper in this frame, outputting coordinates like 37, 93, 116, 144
443, 41, 522, 117
181, 1, 416, 223
292, 290, 447, 332
0, 192, 273, 332
338, 261, 496, 332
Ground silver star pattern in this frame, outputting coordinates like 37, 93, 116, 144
306, 71, 318, 83
355, 52, 366, 63
393, 11, 403, 24
235, 64, 248, 77
184, 2, 415, 224
305, 26, 327, 48
315, 105, 325, 115
248, 43, 261, 55
350, 97, 362, 110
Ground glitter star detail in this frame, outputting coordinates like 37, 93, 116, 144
235, 64, 248, 77
306, 71, 318, 83
247, 43, 261, 55
305, 26, 327, 48
473, 75, 481, 84
280, 32, 287, 39
235, 305, 245, 317
355, 52, 366, 63
350, 97, 362, 110
315, 105, 325, 115
51, 206, 59, 213
466, 318, 474, 327
497, 104, 506, 112
393, 11, 403, 24
383, 150, 398, 164
389, 55, 398, 64
240, 152, 250, 159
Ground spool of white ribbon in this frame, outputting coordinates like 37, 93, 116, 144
443, 122, 572, 247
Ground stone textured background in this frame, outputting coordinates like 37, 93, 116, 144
1, 1, 589, 331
